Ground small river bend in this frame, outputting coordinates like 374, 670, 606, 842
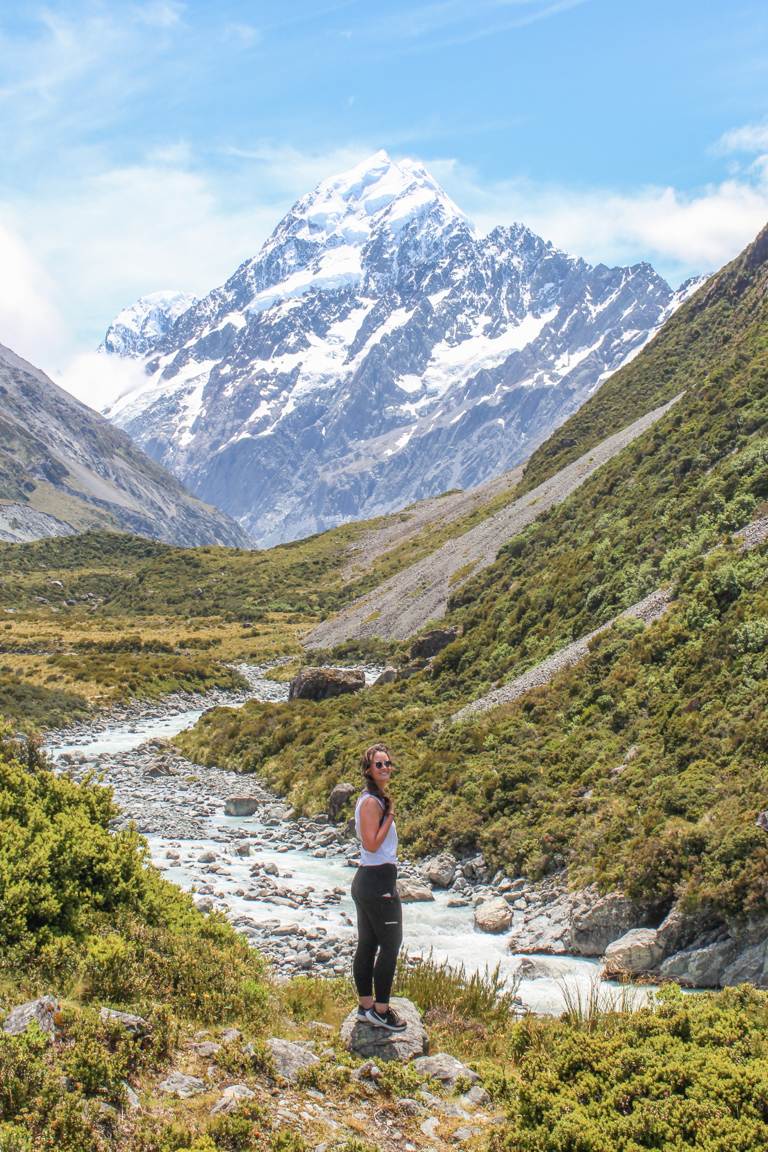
46, 663, 642, 1017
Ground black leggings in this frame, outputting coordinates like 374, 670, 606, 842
351, 863, 403, 1004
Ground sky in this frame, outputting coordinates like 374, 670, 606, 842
0, 0, 767, 402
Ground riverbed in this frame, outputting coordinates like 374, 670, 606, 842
46, 663, 643, 1017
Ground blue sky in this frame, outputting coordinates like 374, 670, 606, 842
0, 0, 767, 390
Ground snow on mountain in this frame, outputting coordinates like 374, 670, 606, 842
99, 151, 705, 546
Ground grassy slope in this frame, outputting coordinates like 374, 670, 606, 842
178, 224, 768, 928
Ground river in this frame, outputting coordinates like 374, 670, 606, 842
46, 663, 646, 1017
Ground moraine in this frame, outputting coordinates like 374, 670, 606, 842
46, 662, 646, 1016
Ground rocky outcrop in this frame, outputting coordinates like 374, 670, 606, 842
397, 878, 435, 903
159, 1073, 206, 1098
409, 628, 458, 661
288, 667, 366, 702
2, 997, 59, 1036
327, 782, 356, 822
570, 891, 637, 956
267, 1037, 320, 1082
340, 997, 428, 1062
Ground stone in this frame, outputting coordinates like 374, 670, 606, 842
409, 628, 458, 660
373, 666, 398, 686
515, 957, 553, 981
474, 897, 513, 934
721, 939, 768, 987
602, 928, 663, 977
659, 939, 739, 987
327, 782, 356, 822
461, 1085, 491, 1107
224, 797, 260, 817
121, 1082, 141, 1112
570, 891, 637, 956
424, 853, 456, 888
3, 997, 59, 1036
211, 1084, 256, 1115
267, 1037, 320, 1082
288, 667, 365, 702
158, 1072, 206, 1098
192, 1041, 221, 1058
413, 1053, 480, 1087
99, 1008, 150, 1036
340, 997, 428, 1062
397, 878, 435, 903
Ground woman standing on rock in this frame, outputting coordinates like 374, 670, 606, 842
351, 742, 407, 1032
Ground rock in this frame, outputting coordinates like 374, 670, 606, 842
288, 667, 365, 702
413, 1053, 480, 1087
224, 797, 260, 817
474, 897, 513, 934
756, 810, 768, 833
340, 997, 428, 1062
453, 1125, 483, 1144
328, 782, 356, 822
267, 1037, 320, 1082
409, 628, 458, 660
515, 957, 553, 981
721, 939, 768, 987
603, 928, 663, 977
211, 1084, 256, 1115
424, 853, 457, 888
397, 878, 435, 903
234, 843, 251, 857
158, 1072, 206, 1098
373, 666, 398, 686
659, 939, 740, 987
121, 1082, 141, 1112
99, 1008, 150, 1036
570, 891, 637, 956
192, 1041, 221, 1058
461, 1084, 491, 1107
3, 997, 59, 1036
351, 1060, 382, 1081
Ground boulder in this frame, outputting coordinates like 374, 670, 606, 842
340, 997, 428, 1062
211, 1084, 256, 1115
158, 1072, 206, 1098
99, 1008, 149, 1037
602, 928, 663, 977
474, 897, 513, 934
409, 628, 458, 661
328, 782, 356, 823
373, 667, 398, 687
570, 891, 637, 956
288, 667, 365, 702
267, 1037, 320, 1082
3, 997, 59, 1036
397, 878, 435, 903
424, 853, 457, 888
721, 939, 768, 987
224, 797, 260, 817
658, 939, 739, 988
413, 1053, 480, 1087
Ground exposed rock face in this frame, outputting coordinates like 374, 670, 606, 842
409, 628, 458, 661
659, 939, 739, 987
340, 997, 428, 1062
224, 797, 260, 816
99, 1008, 149, 1036
328, 782, 357, 822
288, 667, 366, 702
211, 1084, 256, 1116
2, 997, 59, 1036
474, 897, 514, 934
159, 1073, 206, 1098
100, 151, 701, 546
570, 891, 637, 956
0, 341, 248, 547
267, 1037, 320, 1082
602, 928, 664, 977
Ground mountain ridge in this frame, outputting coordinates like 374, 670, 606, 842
100, 150, 703, 545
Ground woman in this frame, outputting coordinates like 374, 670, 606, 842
351, 742, 407, 1032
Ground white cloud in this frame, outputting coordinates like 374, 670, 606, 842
716, 121, 768, 154
58, 349, 151, 412
134, 1, 185, 28
0, 219, 67, 366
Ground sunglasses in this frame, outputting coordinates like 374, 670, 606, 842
372, 759, 393, 768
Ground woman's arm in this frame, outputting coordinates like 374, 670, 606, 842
359, 795, 395, 853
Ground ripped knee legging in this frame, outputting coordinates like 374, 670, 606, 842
351, 863, 403, 1004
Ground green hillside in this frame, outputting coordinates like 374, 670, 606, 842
179, 223, 768, 929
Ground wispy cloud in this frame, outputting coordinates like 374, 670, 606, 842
716, 121, 768, 155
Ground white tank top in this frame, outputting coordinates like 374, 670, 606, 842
354, 792, 398, 866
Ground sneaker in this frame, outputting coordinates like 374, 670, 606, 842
364, 1006, 407, 1032
356, 1006, 370, 1021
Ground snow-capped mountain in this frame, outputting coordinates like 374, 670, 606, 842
100, 150, 705, 545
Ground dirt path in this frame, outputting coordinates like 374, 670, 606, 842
305, 395, 683, 647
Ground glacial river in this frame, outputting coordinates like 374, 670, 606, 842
47, 670, 648, 1017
